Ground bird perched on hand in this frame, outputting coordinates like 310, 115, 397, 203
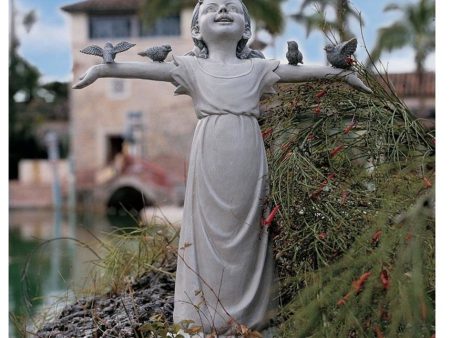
80, 41, 136, 64
286, 41, 303, 66
324, 37, 358, 69
138, 45, 172, 62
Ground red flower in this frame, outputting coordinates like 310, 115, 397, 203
372, 230, 382, 245
310, 173, 336, 199
327, 173, 336, 180
352, 271, 372, 294
315, 90, 326, 99
330, 145, 344, 158
282, 152, 293, 161
261, 128, 273, 140
337, 292, 351, 306
263, 205, 280, 227
343, 120, 358, 134
281, 142, 292, 151
338, 271, 371, 305
423, 177, 432, 189
380, 269, 390, 290
318, 232, 327, 240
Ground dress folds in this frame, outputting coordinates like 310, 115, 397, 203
170, 56, 280, 335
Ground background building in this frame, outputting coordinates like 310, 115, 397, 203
387, 72, 435, 118
62, 0, 197, 199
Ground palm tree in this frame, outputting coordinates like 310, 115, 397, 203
368, 0, 435, 115
292, 0, 361, 42
140, 0, 286, 35
369, 0, 435, 77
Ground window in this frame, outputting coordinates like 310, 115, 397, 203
106, 135, 124, 163
112, 79, 125, 93
140, 15, 181, 37
89, 15, 132, 39
88, 14, 181, 39
108, 79, 130, 99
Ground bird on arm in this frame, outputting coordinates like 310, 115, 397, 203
80, 41, 136, 64
286, 41, 304, 66
138, 45, 173, 62
324, 37, 358, 69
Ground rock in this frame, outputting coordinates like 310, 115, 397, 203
35, 260, 176, 337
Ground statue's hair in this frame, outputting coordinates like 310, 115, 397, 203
187, 0, 265, 59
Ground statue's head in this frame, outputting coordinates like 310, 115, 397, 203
189, 0, 264, 59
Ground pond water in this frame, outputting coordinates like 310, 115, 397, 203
9, 208, 167, 338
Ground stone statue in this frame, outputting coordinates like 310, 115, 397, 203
324, 37, 358, 69
138, 44, 173, 62
74, 0, 371, 335
80, 41, 136, 64
286, 41, 303, 66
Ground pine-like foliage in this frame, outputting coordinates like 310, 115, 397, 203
277, 191, 434, 337
259, 63, 435, 335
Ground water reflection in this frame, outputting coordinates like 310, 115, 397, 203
9, 206, 182, 337
9, 209, 112, 337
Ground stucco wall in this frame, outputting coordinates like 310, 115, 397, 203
19, 160, 69, 185
68, 9, 198, 178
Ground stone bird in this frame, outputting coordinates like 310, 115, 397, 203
286, 41, 303, 66
324, 37, 358, 69
138, 45, 172, 62
80, 41, 136, 64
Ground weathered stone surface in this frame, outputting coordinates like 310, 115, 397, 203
35, 262, 175, 337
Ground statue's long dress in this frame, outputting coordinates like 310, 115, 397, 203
170, 56, 280, 335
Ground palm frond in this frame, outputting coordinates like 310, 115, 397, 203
367, 0, 435, 71
367, 23, 410, 66
292, 12, 339, 38
384, 4, 401, 12
299, 0, 334, 13
293, 0, 358, 41
246, 0, 286, 34
140, 0, 286, 35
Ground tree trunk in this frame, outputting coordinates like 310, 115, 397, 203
336, 0, 350, 41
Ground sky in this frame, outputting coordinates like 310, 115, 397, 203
12, 0, 436, 83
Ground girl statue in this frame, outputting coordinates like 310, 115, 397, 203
74, 0, 371, 335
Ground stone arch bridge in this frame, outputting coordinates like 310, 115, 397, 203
90, 155, 185, 215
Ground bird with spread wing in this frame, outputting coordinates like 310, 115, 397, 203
324, 38, 358, 69
80, 41, 136, 64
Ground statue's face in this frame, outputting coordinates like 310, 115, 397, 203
196, 0, 246, 45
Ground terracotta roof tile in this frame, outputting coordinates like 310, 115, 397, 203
62, 0, 143, 13
381, 72, 435, 98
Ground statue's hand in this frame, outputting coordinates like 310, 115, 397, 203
73, 65, 100, 89
345, 72, 372, 94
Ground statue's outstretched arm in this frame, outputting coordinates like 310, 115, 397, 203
73, 62, 176, 89
275, 64, 372, 94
